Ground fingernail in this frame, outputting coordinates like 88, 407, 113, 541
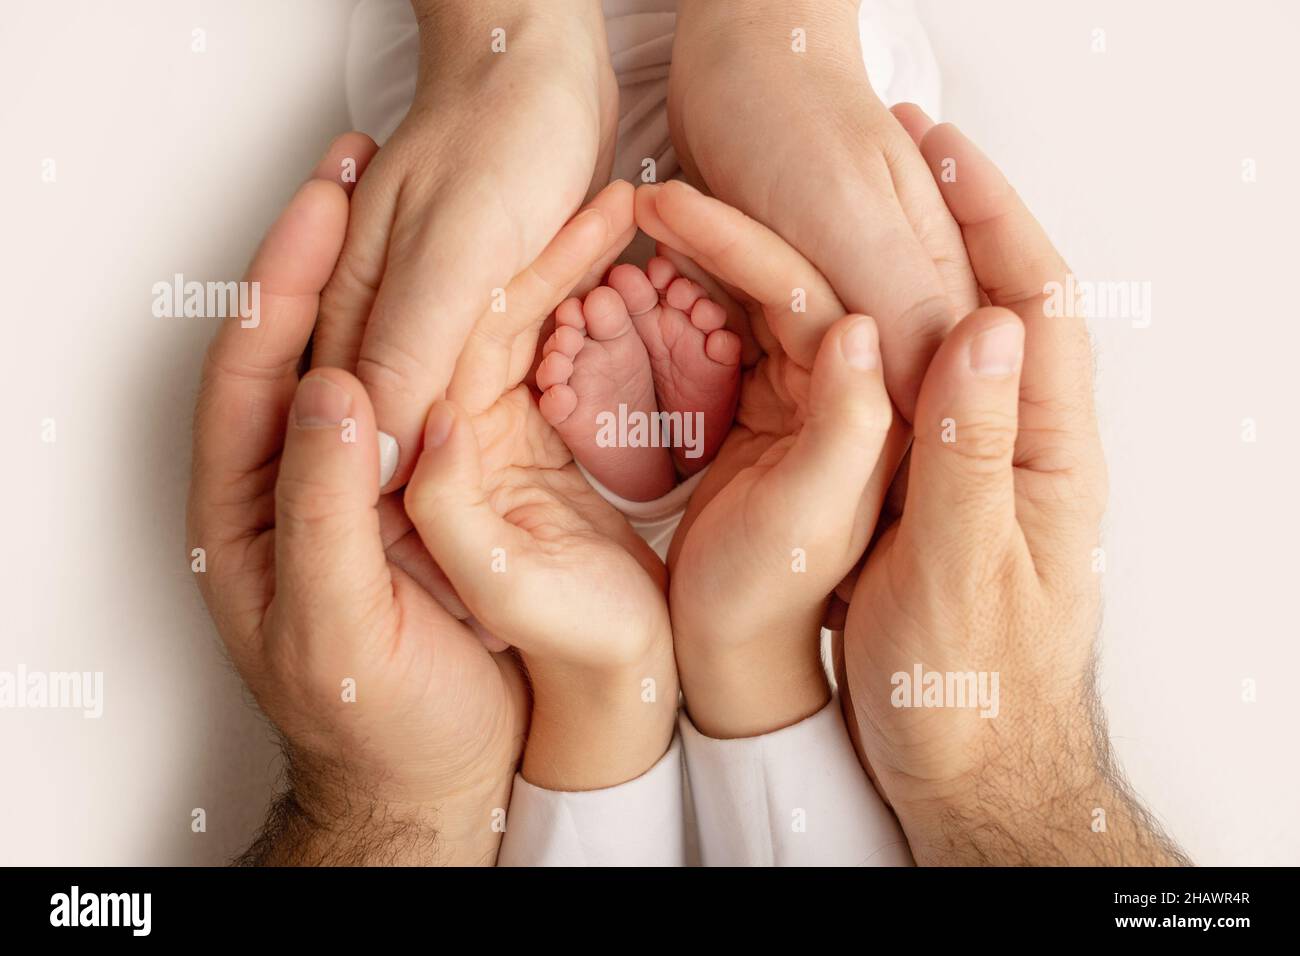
377, 431, 399, 487
840, 317, 880, 371
293, 375, 351, 427
426, 404, 456, 448
969, 323, 1024, 377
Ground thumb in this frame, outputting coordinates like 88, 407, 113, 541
274, 369, 392, 631
760, 315, 897, 571
904, 307, 1025, 551
405, 401, 529, 622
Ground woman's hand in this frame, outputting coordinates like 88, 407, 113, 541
405, 182, 679, 791
312, 0, 618, 491
635, 181, 908, 739
840, 118, 1187, 866
668, 0, 978, 419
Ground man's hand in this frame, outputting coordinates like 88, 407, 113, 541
311, 0, 617, 490
839, 118, 1189, 866
669, 0, 978, 420
187, 153, 632, 865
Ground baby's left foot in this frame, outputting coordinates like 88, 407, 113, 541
607, 260, 742, 476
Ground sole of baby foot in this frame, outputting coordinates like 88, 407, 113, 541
607, 259, 742, 477
537, 288, 677, 502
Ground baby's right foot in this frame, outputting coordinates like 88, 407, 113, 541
607, 259, 742, 477
537, 287, 677, 502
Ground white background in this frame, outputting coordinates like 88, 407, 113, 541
1, 0, 1296, 865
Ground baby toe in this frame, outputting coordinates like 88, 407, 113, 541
538, 383, 579, 426
646, 256, 678, 292
555, 297, 586, 331
705, 328, 743, 366
689, 297, 727, 333
582, 286, 634, 341
536, 351, 575, 391
606, 264, 660, 318
543, 324, 585, 360
665, 276, 707, 313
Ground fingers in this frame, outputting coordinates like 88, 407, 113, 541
758, 315, 901, 574
635, 181, 844, 371
273, 368, 392, 634
918, 123, 1101, 476
311, 131, 379, 196
882, 105, 981, 322
903, 307, 1025, 553
449, 181, 636, 417
404, 401, 531, 621
891, 102, 937, 146
191, 177, 349, 553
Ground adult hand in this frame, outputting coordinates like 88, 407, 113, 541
840, 117, 1188, 865
187, 152, 631, 865
668, 0, 978, 420
636, 181, 908, 738
312, 0, 617, 490
404, 182, 679, 792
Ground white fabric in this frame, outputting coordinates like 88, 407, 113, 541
498, 736, 687, 866
680, 695, 913, 866
576, 461, 704, 559
500, 697, 913, 867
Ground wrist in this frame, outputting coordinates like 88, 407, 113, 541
412, 0, 606, 92
522, 641, 678, 792
243, 757, 508, 866
887, 717, 1188, 865
675, 0, 860, 52
676, 620, 829, 739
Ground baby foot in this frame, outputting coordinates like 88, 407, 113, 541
607, 259, 742, 477
537, 287, 676, 502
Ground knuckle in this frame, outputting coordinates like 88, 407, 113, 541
943, 412, 1017, 470
355, 338, 429, 405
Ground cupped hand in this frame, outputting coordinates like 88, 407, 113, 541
404, 181, 679, 789
668, 0, 979, 419
311, 3, 619, 491
839, 119, 1185, 864
187, 155, 630, 864
635, 181, 909, 738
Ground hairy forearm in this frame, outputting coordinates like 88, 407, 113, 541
237, 753, 507, 867
896, 713, 1191, 866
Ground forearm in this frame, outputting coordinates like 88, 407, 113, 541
238, 753, 508, 866
895, 729, 1191, 866
675, 0, 861, 58
410, 0, 605, 75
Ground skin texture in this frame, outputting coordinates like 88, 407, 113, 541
188, 154, 638, 865
310, 0, 617, 492
837, 115, 1190, 866
636, 181, 910, 739
405, 182, 679, 792
669, 0, 980, 423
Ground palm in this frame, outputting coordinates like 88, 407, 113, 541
458, 383, 669, 669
